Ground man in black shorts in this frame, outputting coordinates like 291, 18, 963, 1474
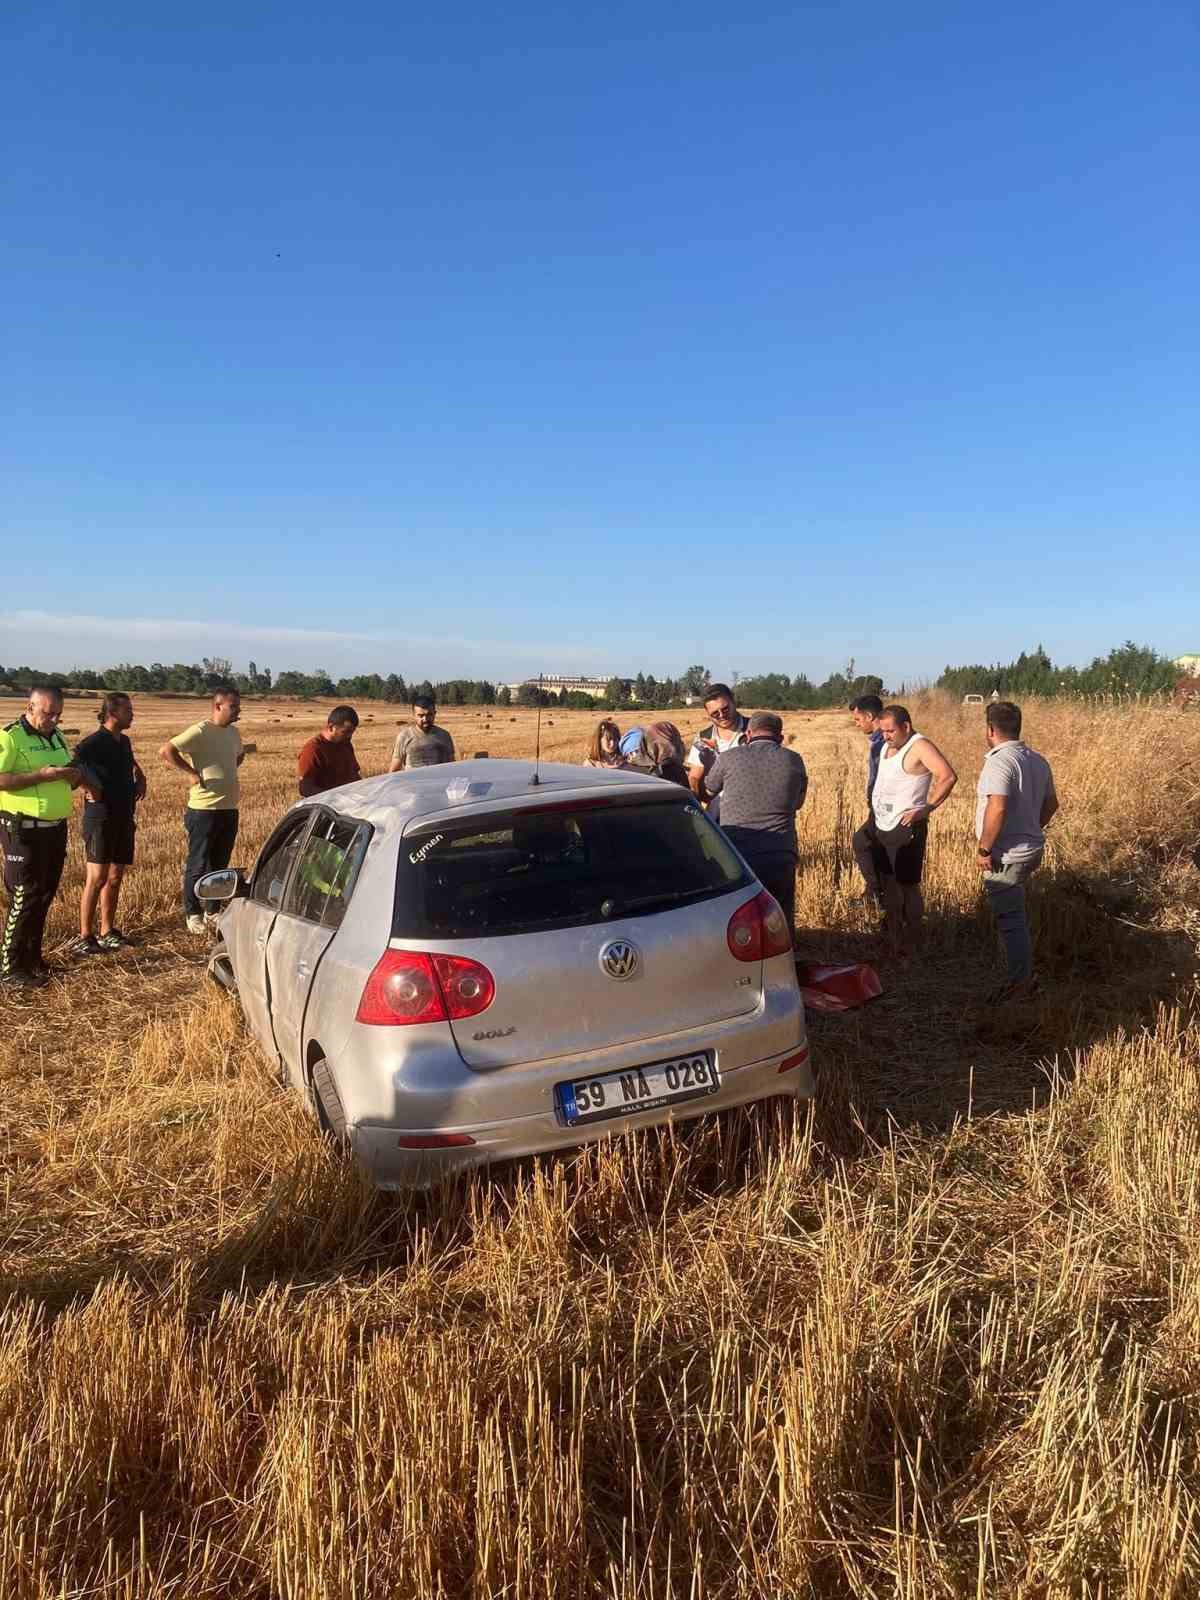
73, 692, 146, 955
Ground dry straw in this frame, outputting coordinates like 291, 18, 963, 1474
0, 692, 1197, 1595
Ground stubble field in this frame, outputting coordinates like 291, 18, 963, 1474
1, 692, 1199, 1597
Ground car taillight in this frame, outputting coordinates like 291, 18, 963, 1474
356, 951, 444, 1025
758, 892, 794, 958
356, 950, 495, 1026
431, 954, 495, 1019
726, 889, 793, 962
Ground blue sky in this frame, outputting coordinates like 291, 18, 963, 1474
3, 1, 1197, 686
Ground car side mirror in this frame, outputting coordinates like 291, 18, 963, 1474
196, 868, 248, 903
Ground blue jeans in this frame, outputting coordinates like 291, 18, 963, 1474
982, 849, 1043, 982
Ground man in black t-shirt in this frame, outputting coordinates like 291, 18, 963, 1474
72, 693, 146, 955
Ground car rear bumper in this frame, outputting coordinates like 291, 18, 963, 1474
349, 1044, 813, 1189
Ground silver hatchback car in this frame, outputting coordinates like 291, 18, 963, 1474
197, 760, 813, 1187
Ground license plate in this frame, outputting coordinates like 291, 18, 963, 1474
557, 1052, 719, 1127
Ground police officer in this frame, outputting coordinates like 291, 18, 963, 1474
0, 685, 82, 988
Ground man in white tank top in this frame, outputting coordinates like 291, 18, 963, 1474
868, 705, 957, 956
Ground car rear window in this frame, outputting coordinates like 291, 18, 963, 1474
393, 797, 750, 939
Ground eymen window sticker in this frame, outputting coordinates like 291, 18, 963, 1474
408, 833, 444, 865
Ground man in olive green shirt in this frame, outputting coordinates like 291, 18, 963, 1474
160, 688, 246, 933
0, 684, 82, 987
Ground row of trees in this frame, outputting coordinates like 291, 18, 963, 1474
270, 671, 499, 703
0, 643, 1180, 707
0, 654, 872, 710
0, 657, 265, 697
0, 657, 498, 707
935, 642, 1181, 700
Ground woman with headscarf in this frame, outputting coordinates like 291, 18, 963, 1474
627, 722, 689, 788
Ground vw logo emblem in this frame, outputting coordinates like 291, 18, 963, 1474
600, 939, 641, 981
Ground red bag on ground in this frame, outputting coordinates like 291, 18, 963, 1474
795, 961, 883, 1013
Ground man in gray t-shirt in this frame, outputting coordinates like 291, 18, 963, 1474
975, 701, 1058, 998
389, 696, 456, 772
705, 712, 808, 940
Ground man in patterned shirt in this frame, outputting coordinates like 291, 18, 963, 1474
703, 711, 808, 942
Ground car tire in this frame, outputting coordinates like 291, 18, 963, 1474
311, 1054, 349, 1143
207, 939, 238, 994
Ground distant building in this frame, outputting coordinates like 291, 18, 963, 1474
1175, 654, 1200, 676
505, 674, 635, 701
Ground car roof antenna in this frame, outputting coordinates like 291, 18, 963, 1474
531, 674, 543, 785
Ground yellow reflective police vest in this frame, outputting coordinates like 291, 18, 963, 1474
0, 719, 73, 821
293, 833, 352, 915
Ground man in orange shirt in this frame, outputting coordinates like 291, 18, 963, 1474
297, 707, 361, 797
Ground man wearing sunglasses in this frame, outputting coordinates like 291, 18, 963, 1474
686, 683, 749, 820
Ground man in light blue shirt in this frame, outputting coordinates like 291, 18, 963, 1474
975, 701, 1058, 1000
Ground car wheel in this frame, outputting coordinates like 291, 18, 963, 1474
207, 939, 238, 994
310, 1054, 348, 1142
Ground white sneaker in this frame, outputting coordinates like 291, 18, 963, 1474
185, 914, 207, 936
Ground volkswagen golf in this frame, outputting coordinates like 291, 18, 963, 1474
197, 760, 813, 1187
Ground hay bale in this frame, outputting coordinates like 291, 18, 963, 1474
473, 750, 489, 759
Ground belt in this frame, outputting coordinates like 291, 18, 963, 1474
0, 816, 67, 830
